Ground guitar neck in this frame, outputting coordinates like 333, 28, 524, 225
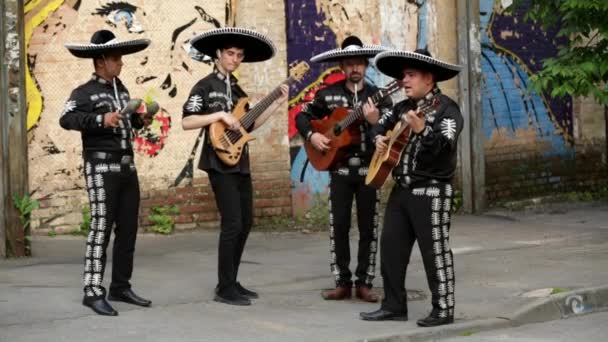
339, 89, 387, 128
240, 78, 292, 130
390, 95, 439, 141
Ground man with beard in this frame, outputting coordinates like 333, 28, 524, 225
295, 36, 391, 302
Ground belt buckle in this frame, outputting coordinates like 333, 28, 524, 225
120, 155, 132, 164
92, 151, 108, 160
348, 157, 361, 167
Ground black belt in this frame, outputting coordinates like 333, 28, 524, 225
86, 151, 133, 164
398, 178, 442, 189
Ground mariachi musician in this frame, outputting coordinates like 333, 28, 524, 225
360, 49, 462, 327
295, 36, 392, 302
182, 27, 288, 306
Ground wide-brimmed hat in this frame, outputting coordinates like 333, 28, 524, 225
190, 27, 275, 63
374, 49, 461, 82
310, 36, 386, 63
65, 30, 150, 58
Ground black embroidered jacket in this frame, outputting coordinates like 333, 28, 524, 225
371, 88, 463, 185
182, 69, 251, 174
59, 74, 144, 154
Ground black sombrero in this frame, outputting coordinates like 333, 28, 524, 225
190, 27, 275, 63
65, 30, 150, 58
310, 36, 386, 63
374, 49, 461, 82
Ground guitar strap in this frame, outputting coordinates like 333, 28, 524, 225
299, 158, 310, 182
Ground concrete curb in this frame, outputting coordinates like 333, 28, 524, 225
361, 285, 608, 342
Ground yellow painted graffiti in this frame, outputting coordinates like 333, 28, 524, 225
24, 0, 46, 13
288, 66, 342, 107
24, 0, 66, 130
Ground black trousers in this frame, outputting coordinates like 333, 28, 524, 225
208, 171, 253, 297
329, 168, 379, 288
380, 182, 455, 319
83, 156, 140, 299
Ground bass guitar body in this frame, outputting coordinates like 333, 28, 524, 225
208, 98, 254, 166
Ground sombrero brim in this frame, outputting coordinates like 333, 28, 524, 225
65, 39, 150, 58
374, 50, 461, 82
190, 28, 275, 63
310, 45, 387, 63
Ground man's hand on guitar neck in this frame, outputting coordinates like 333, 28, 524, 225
402, 109, 425, 134
362, 98, 380, 124
277, 84, 289, 105
374, 135, 389, 154
310, 132, 331, 152
221, 112, 242, 131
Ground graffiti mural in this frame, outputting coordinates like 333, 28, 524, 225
25, 0, 225, 202
481, 0, 573, 155
285, 0, 430, 210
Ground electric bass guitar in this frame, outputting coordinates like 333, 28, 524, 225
304, 80, 402, 171
209, 62, 310, 166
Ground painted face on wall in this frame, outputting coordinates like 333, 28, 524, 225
92, 2, 145, 34
25, 0, 226, 200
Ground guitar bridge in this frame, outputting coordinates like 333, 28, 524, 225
214, 147, 230, 154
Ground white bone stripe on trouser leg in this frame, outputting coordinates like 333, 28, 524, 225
328, 175, 341, 283
440, 184, 455, 318
365, 189, 380, 285
83, 161, 109, 298
433, 184, 454, 318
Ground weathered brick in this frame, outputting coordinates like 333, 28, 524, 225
174, 215, 194, 224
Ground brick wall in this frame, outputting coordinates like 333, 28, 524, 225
486, 140, 607, 202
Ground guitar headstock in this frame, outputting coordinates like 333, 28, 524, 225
381, 80, 404, 97
289, 61, 311, 82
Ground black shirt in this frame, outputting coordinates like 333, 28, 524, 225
295, 80, 393, 164
183, 69, 250, 174
371, 87, 463, 185
59, 74, 144, 154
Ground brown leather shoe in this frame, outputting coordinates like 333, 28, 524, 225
321, 286, 352, 300
355, 286, 380, 303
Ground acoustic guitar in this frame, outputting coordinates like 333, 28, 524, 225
365, 95, 441, 188
209, 62, 310, 166
304, 80, 402, 171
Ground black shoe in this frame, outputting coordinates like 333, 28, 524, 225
108, 288, 152, 307
236, 282, 259, 299
360, 309, 408, 321
82, 297, 118, 316
416, 315, 454, 327
214, 292, 251, 306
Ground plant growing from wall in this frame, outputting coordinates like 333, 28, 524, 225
149, 205, 179, 234
71, 206, 91, 237
11, 194, 39, 256
302, 193, 330, 228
